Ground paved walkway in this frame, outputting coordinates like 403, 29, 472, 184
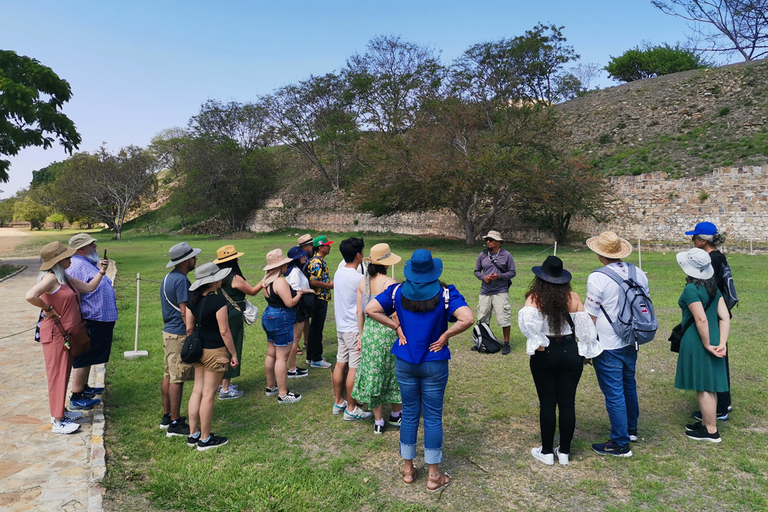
0, 258, 106, 512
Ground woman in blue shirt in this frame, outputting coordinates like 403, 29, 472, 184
365, 249, 473, 492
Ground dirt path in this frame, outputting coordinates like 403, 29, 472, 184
0, 228, 30, 256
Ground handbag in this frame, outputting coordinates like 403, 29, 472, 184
669, 294, 715, 353
181, 295, 208, 363
53, 316, 91, 357
221, 289, 259, 325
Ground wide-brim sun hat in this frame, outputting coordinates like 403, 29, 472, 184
287, 245, 310, 261
483, 230, 504, 242
39, 241, 76, 271
189, 262, 231, 291
214, 244, 245, 264
166, 242, 202, 268
685, 221, 718, 236
404, 249, 443, 283
263, 249, 293, 271
532, 255, 572, 284
68, 233, 97, 251
367, 243, 401, 266
676, 248, 714, 279
586, 231, 632, 259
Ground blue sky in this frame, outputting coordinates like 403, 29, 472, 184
1, 0, 696, 198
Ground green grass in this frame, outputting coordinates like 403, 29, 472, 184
0, 264, 19, 278
90, 230, 767, 511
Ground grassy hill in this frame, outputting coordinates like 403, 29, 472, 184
558, 58, 768, 176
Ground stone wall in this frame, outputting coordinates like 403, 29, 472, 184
247, 166, 767, 248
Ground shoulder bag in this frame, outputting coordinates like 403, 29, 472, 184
54, 282, 91, 357
669, 294, 715, 353
221, 288, 258, 325
181, 295, 208, 363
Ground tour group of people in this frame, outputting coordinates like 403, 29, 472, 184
26, 222, 735, 487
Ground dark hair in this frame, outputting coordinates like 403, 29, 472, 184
400, 281, 447, 313
686, 275, 718, 298
340, 237, 365, 263
188, 284, 216, 309
525, 276, 572, 333
367, 263, 388, 277
286, 257, 302, 273
216, 258, 244, 280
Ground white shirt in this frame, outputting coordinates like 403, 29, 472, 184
517, 307, 602, 358
285, 266, 309, 292
585, 262, 650, 350
333, 265, 364, 333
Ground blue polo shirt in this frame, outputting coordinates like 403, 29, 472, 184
375, 284, 468, 364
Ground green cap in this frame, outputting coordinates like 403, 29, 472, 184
313, 235, 334, 248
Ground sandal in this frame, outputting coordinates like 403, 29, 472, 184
427, 472, 451, 492
296, 347, 303, 356
403, 466, 416, 485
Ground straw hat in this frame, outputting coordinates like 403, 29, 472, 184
213, 245, 244, 264
39, 241, 76, 271
68, 233, 97, 250
367, 243, 401, 266
297, 234, 313, 246
189, 262, 231, 291
532, 256, 572, 284
166, 242, 202, 268
676, 248, 714, 279
586, 231, 632, 259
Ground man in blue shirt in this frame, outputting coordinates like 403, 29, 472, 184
66, 233, 118, 410
160, 242, 201, 437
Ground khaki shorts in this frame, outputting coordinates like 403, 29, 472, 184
163, 332, 195, 383
194, 346, 231, 373
477, 293, 511, 328
336, 331, 361, 368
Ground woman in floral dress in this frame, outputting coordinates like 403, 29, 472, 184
352, 243, 403, 434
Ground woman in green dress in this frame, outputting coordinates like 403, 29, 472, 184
214, 245, 263, 399
351, 243, 403, 434
674, 248, 730, 443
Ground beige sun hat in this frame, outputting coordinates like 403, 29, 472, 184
586, 231, 632, 259
39, 241, 76, 271
483, 230, 504, 242
262, 249, 293, 285
68, 233, 97, 250
297, 233, 313, 246
367, 243, 401, 266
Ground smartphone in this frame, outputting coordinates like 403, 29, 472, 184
103, 249, 108, 260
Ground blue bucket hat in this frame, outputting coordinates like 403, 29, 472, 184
685, 222, 718, 236
287, 245, 309, 261
402, 249, 443, 300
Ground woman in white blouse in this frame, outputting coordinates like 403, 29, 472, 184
518, 256, 601, 466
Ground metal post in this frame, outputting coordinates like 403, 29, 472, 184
125, 273, 149, 359
553, 242, 557, 256
750, 240, 753, 255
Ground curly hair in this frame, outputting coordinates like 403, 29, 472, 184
696, 232, 727, 247
686, 275, 718, 298
525, 276, 572, 333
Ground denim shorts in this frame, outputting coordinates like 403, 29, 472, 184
261, 306, 296, 347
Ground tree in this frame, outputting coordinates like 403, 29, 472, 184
347, 35, 444, 134
266, 72, 360, 190
605, 43, 710, 82
0, 50, 81, 182
171, 137, 277, 231
515, 156, 611, 243
40, 145, 159, 240
189, 99, 274, 150
12, 191, 49, 229
149, 127, 190, 178
0, 196, 18, 226
47, 213, 66, 230
652, 0, 768, 61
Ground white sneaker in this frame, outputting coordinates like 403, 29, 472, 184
531, 446, 554, 465
50, 410, 84, 424
332, 400, 347, 415
343, 406, 373, 421
278, 392, 302, 404
52, 417, 81, 434
554, 446, 569, 465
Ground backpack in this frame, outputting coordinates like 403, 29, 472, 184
471, 322, 502, 354
593, 264, 658, 349
720, 263, 739, 311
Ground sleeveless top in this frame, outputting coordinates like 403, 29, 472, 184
40, 282, 83, 344
219, 272, 247, 314
265, 282, 296, 308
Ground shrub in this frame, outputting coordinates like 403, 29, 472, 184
605, 43, 709, 82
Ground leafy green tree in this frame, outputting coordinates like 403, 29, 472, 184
0, 50, 81, 182
47, 213, 66, 230
30, 161, 66, 188
171, 137, 277, 231
12, 191, 49, 229
149, 127, 190, 178
652, 0, 768, 61
0, 196, 18, 226
188, 99, 274, 150
605, 43, 710, 82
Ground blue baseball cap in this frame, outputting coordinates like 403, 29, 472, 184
685, 222, 718, 236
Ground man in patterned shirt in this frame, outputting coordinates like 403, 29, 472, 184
306, 235, 334, 369
66, 233, 118, 410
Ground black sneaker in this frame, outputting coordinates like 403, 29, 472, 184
685, 421, 703, 432
629, 429, 638, 442
166, 419, 191, 437
373, 423, 384, 434
592, 440, 633, 457
277, 392, 302, 404
82, 384, 105, 399
197, 435, 229, 451
692, 410, 729, 421
502, 342, 511, 355
187, 432, 201, 447
388, 414, 402, 427
685, 427, 721, 443
160, 413, 172, 429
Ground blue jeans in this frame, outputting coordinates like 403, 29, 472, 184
593, 345, 639, 447
395, 358, 449, 464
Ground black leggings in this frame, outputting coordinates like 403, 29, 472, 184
529, 336, 584, 454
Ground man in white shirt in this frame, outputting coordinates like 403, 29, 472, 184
332, 237, 373, 421
585, 231, 649, 458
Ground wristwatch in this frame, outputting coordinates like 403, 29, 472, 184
45, 305, 54, 312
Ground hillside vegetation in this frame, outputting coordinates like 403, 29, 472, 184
558, 58, 768, 176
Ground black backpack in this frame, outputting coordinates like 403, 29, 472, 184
472, 322, 502, 354
720, 262, 739, 311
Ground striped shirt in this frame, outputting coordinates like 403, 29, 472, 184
66, 254, 118, 322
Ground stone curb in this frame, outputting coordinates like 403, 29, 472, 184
0, 264, 27, 283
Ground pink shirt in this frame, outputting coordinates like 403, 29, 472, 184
40, 284, 82, 344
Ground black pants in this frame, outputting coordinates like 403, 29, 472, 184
717, 353, 731, 412
306, 299, 328, 363
529, 336, 583, 454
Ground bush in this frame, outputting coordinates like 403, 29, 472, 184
605, 43, 709, 82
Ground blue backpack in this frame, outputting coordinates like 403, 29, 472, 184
593, 264, 658, 349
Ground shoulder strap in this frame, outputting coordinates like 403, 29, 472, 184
681, 293, 716, 335
391, 283, 402, 302
443, 286, 450, 310
593, 266, 626, 323
221, 288, 242, 312
565, 313, 575, 335
162, 274, 182, 313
